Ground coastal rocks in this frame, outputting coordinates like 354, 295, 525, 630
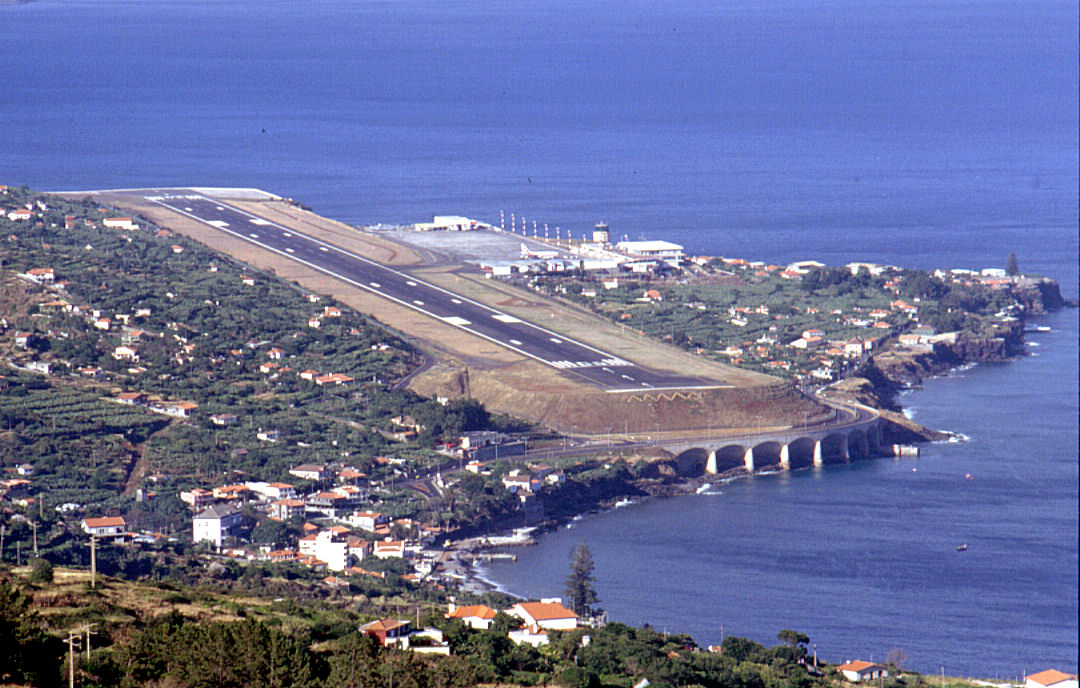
1015, 277, 1066, 313
827, 375, 951, 443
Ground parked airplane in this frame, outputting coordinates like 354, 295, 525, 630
521, 243, 559, 260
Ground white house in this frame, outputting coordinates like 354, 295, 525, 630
247, 481, 297, 500
836, 661, 888, 683
349, 510, 389, 532
193, 504, 242, 548
372, 539, 406, 559
269, 498, 305, 521
81, 516, 126, 538
289, 464, 329, 481
509, 626, 550, 647
1026, 671, 1078, 688
313, 530, 348, 571
507, 600, 578, 631
113, 346, 139, 361
446, 603, 498, 630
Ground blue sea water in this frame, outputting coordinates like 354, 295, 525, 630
1, 0, 1076, 676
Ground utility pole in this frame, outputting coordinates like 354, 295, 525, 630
1, 524, 5, 562
65, 631, 81, 688
90, 536, 97, 588
32, 521, 38, 557
83, 623, 97, 662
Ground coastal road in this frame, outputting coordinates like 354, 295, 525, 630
123, 189, 726, 393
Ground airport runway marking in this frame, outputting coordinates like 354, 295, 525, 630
144, 192, 732, 392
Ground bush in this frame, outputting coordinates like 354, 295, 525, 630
28, 558, 54, 584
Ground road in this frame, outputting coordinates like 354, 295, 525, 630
127, 188, 727, 393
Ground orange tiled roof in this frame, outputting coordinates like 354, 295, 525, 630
515, 601, 576, 621
448, 605, 497, 620
1027, 671, 1078, 687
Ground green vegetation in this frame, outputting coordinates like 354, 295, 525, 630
534, 259, 1022, 381
565, 541, 599, 618
0, 188, 522, 518
4, 569, 958, 688
1006, 252, 1019, 277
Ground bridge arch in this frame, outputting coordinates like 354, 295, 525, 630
709, 445, 748, 474
674, 448, 709, 477
865, 422, 881, 454
847, 429, 870, 460
786, 437, 816, 470
818, 432, 849, 464
750, 441, 783, 471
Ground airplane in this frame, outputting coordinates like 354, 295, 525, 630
521, 243, 559, 260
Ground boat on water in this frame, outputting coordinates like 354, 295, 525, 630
696, 483, 712, 494
1025, 325, 1052, 333
957, 543, 968, 551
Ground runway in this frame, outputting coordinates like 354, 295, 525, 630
123, 189, 727, 393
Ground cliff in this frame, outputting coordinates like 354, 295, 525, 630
1015, 277, 1067, 313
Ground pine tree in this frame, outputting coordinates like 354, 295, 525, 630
564, 541, 598, 617
1006, 252, 1019, 276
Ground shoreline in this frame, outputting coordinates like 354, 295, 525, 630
440, 313, 1063, 596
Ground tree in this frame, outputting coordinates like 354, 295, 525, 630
777, 629, 808, 649
564, 541, 599, 617
777, 629, 809, 660
0, 580, 63, 686
1006, 252, 1019, 276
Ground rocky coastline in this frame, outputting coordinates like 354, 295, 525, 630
446, 279, 1073, 592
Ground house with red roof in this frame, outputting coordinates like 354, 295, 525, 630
361, 618, 412, 647
372, 539, 406, 559
1026, 671, 1078, 688
270, 498, 305, 521
507, 600, 578, 630
446, 603, 498, 630
81, 516, 126, 538
836, 661, 888, 683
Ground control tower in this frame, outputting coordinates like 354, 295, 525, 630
592, 221, 610, 245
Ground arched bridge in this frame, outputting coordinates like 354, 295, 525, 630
663, 399, 882, 476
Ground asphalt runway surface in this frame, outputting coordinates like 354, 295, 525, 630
123, 189, 727, 393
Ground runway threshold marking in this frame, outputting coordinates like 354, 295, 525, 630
146, 192, 721, 390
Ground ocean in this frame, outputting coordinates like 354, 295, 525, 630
1, 0, 1076, 676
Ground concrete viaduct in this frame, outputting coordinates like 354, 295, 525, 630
662, 400, 884, 476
